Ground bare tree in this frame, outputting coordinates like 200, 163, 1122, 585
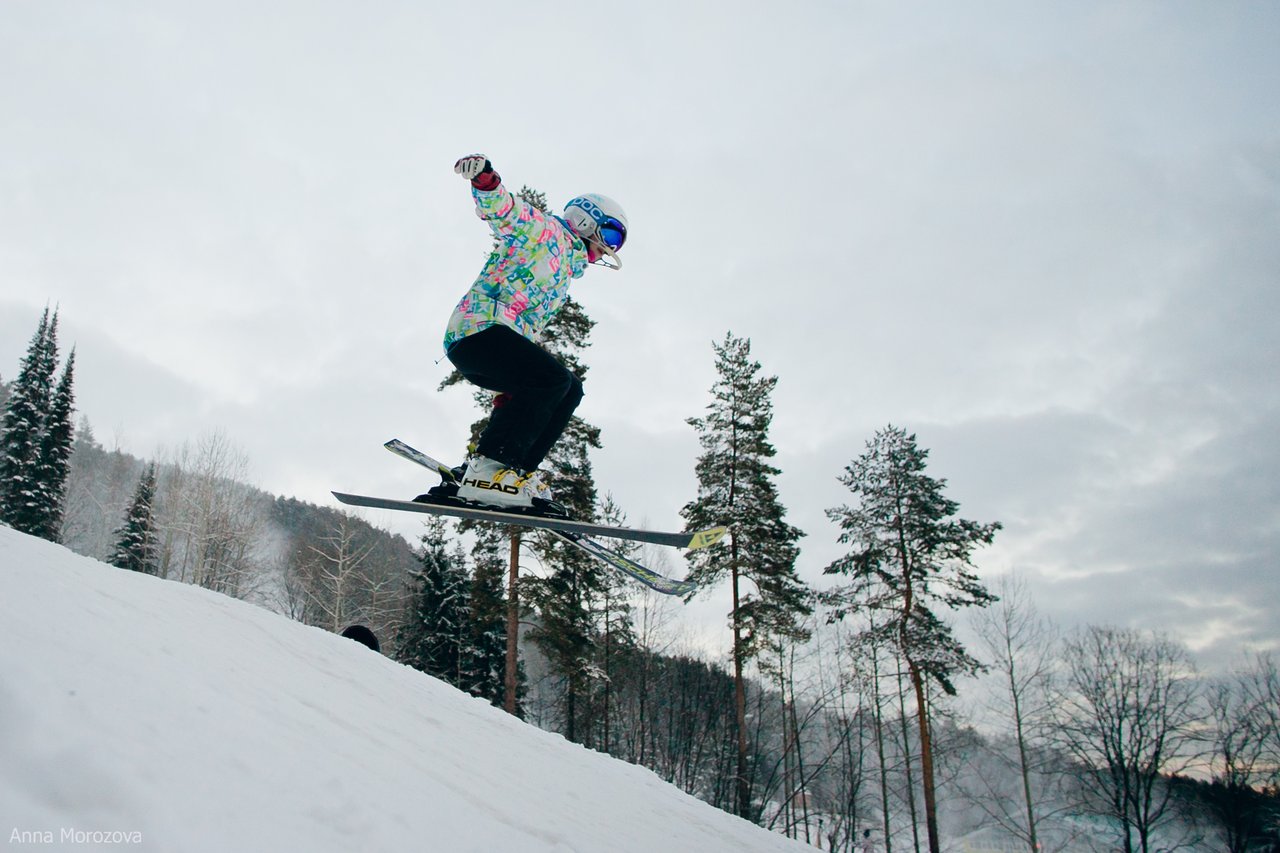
1239, 653, 1279, 790
891, 651, 923, 853
290, 514, 383, 632
624, 544, 682, 768
813, 618, 878, 853
1203, 653, 1280, 853
155, 431, 267, 599
61, 420, 139, 558
969, 574, 1060, 852
757, 622, 850, 843
1053, 625, 1202, 853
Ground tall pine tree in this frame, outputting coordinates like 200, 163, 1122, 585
459, 525, 513, 709
396, 519, 470, 686
823, 425, 1000, 853
681, 332, 810, 821
109, 463, 159, 574
0, 308, 75, 540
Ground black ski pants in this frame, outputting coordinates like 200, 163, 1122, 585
445, 324, 583, 472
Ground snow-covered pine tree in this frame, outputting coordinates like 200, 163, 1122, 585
0, 310, 53, 530
109, 463, 159, 574
396, 518, 469, 687
30, 348, 76, 541
823, 425, 1000, 853
681, 332, 810, 821
0, 308, 74, 539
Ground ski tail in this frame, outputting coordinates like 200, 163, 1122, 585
384, 439, 457, 482
558, 533, 696, 596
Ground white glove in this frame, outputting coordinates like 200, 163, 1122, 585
454, 154, 490, 181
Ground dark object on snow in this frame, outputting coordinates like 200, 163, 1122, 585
341, 625, 381, 653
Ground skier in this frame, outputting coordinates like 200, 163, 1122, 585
443, 153, 628, 513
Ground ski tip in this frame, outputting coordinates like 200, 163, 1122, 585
687, 526, 728, 550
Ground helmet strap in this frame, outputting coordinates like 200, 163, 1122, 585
589, 238, 622, 271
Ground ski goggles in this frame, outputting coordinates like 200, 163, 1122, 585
597, 219, 627, 251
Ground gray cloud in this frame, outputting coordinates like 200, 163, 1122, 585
2, 1, 1277, 670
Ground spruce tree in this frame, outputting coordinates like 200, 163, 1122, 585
109, 463, 159, 574
459, 525, 512, 708
823, 425, 1000, 853
0, 309, 53, 529
681, 332, 810, 821
30, 349, 76, 541
395, 519, 469, 686
1, 308, 74, 539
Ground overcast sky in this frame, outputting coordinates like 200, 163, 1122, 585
2, 2, 1276, 670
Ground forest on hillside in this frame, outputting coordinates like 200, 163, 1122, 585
4, 292, 1276, 853
26, 426, 1280, 852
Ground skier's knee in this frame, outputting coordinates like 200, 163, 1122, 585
547, 369, 582, 404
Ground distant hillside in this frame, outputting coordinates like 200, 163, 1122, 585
60, 425, 419, 643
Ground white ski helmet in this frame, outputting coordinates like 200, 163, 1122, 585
564, 194, 628, 269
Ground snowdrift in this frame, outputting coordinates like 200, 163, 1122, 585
0, 527, 805, 852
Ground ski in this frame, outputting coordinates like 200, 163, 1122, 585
554, 531, 696, 597
358, 438, 702, 596
335, 440, 727, 551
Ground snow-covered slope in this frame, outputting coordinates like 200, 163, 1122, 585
0, 527, 805, 852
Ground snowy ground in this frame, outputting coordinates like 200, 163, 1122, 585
0, 527, 807, 852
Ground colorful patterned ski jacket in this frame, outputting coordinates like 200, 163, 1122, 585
443, 180, 589, 353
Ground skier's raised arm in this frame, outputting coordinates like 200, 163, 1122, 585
454, 153, 526, 236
